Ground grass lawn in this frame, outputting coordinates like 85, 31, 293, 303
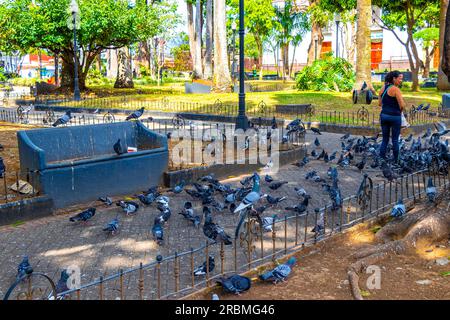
63, 81, 447, 114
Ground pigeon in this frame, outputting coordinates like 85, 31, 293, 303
361, 81, 367, 90
216, 275, 251, 295
265, 174, 274, 183
103, 217, 119, 235
422, 128, 431, 139
433, 122, 450, 137
157, 207, 172, 224
422, 103, 430, 111
178, 202, 201, 227
193, 256, 215, 276
113, 139, 127, 155
203, 209, 232, 245
405, 134, 413, 142
137, 192, 158, 205
426, 177, 436, 203
266, 195, 287, 205
170, 181, 185, 194
259, 257, 296, 284
271, 117, 278, 129
380, 162, 397, 181
327, 167, 338, 181
152, 217, 164, 245
314, 137, 320, 147
261, 214, 278, 232
69, 208, 96, 223
0, 157, 5, 178
305, 170, 317, 180
355, 156, 367, 171
285, 195, 311, 214
234, 173, 264, 213
310, 127, 321, 135
117, 200, 139, 215
341, 133, 350, 140
48, 270, 70, 300
391, 198, 406, 218
268, 181, 288, 190
98, 196, 113, 206
357, 174, 373, 209
126, 107, 145, 121
294, 187, 307, 198
17, 256, 33, 280
52, 111, 72, 127
311, 150, 318, 158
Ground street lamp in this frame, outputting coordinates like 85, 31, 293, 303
335, 13, 341, 59
235, 0, 249, 130
314, 35, 318, 61
69, 0, 81, 101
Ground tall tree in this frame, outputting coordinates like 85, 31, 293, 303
306, 0, 333, 65
230, 0, 277, 80
273, 0, 309, 79
443, 0, 450, 78
114, 47, 134, 88
355, 0, 373, 90
194, 0, 203, 78
204, 0, 213, 79
186, 1, 201, 78
438, 0, 450, 89
0, 0, 178, 90
213, 0, 231, 91
414, 28, 439, 78
372, 0, 440, 91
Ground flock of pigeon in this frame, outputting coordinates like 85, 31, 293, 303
9, 111, 450, 298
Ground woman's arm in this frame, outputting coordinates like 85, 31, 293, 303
394, 87, 406, 112
378, 85, 385, 107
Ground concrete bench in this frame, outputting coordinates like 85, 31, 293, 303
275, 104, 314, 116
17, 121, 168, 208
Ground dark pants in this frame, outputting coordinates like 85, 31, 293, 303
379, 113, 401, 161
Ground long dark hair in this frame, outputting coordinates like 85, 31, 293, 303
384, 70, 401, 86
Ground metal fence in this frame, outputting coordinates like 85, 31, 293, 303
0, 169, 40, 204
31, 95, 450, 128
4, 165, 449, 300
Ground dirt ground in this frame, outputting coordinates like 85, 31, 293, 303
189, 200, 450, 301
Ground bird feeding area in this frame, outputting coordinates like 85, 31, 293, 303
16, 121, 168, 208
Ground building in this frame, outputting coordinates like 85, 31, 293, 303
262, 2, 439, 78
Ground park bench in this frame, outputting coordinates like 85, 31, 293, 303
274, 103, 315, 116
17, 121, 168, 208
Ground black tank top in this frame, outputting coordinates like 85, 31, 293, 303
381, 85, 401, 116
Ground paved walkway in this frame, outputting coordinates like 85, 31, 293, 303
0, 130, 445, 299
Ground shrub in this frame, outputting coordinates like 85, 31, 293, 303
9, 77, 38, 86
295, 53, 355, 92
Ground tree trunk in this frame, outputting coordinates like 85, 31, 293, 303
442, 0, 450, 81
54, 52, 59, 86
187, 1, 199, 78
114, 47, 134, 88
290, 44, 298, 78
213, 0, 231, 92
60, 52, 87, 91
437, 0, 450, 89
282, 43, 289, 79
204, 0, 213, 79
307, 23, 323, 65
422, 47, 431, 78
355, 0, 373, 90
194, 0, 203, 78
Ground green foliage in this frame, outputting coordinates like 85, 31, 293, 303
86, 67, 112, 86
0, 67, 7, 82
9, 77, 38, 86
243, 34, 260, 59
307, 1, 334, 28
171, 42, 191, 72
414, 28, 439, 47
295, 53, 355, 92
273, 0, 310, 47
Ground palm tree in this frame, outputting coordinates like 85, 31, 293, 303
354, 0, 373, 91
213, 0, 231, 91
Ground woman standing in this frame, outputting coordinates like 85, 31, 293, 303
378, 71, 406, 162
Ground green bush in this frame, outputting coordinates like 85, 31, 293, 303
295, 53, 355, 92
9, 77, 38, 86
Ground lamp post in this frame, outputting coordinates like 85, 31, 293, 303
235, 0, 249, 130
335, 13, 341, 59
314, 35, 318, 61
69, 0, 81, 101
